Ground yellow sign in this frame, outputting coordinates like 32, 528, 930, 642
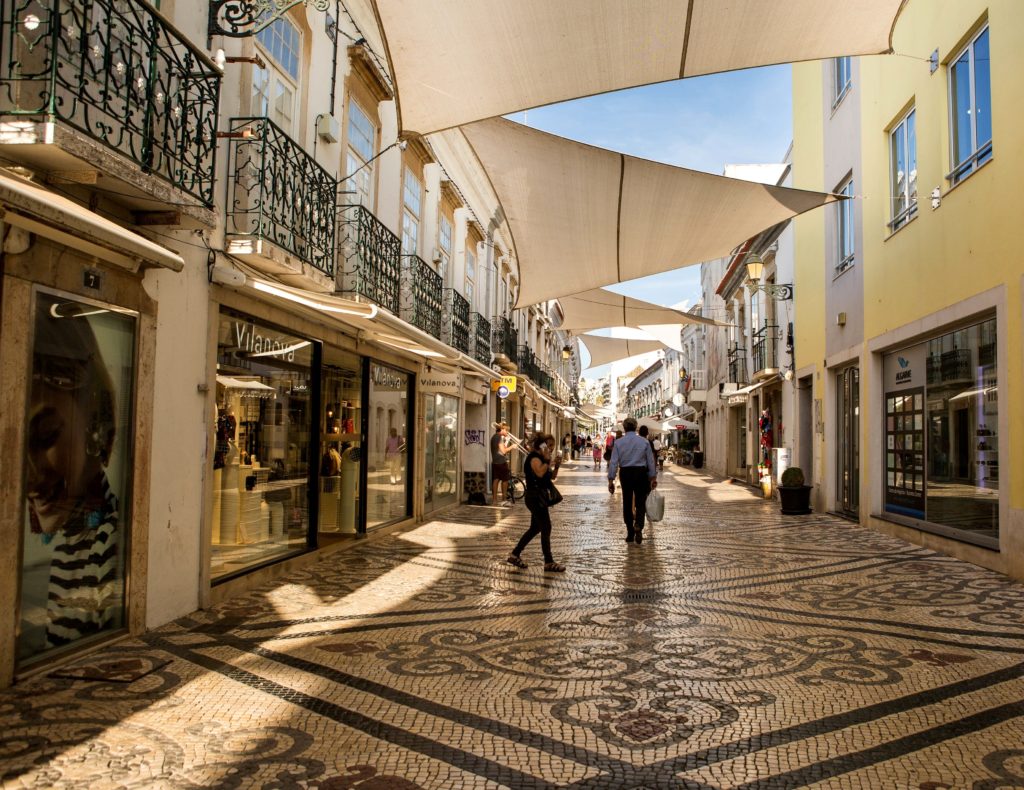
491, 375, 517, 393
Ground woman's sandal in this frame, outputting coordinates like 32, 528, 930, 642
506, 554, 528, 569
544, 562, 566, 573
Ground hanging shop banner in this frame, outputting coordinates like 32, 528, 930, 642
419, 369, 461, 396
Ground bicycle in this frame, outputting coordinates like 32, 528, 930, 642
506, 472, 525, 504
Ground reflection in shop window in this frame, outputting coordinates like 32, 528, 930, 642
367, 362, 411, 528
19, 292, 136, 665
212, 310, 316, 580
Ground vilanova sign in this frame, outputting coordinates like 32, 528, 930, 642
233, 321, 305, 362
419, 370, 460, 395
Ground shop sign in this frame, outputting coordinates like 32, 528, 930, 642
883, 343, 926, 391
419, 370, 460, 395
491, 375, 517, 393
232, 320, 305, 362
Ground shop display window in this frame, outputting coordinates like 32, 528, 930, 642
320, 349, 362, 537
367, 362, 412, 528
18, 291, 136, 665
212, 310, 317, 580
883, 317, 998, 544
424, 393, 458, 510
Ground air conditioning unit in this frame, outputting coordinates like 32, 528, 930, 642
316, 114, 340, 143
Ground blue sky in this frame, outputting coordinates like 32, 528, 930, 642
515, 66, 793, 375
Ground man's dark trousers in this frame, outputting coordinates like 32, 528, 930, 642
620, 466, 651, 536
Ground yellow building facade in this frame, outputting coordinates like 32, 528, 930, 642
793, 0, 1024, 578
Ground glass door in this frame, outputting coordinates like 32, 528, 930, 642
836, 367, 860, 516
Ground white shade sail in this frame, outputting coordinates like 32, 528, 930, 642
580, 334, 666, 370
461, 118, 839, 307
556, 288, 721, 332
373, 0, 904, 137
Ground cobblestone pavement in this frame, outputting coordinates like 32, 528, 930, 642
4, 463, 1024, 789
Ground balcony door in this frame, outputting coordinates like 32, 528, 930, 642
253, 17, 301, 135
836, 366, 859, 516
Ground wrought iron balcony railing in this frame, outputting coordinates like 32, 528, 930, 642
469, 312, 491, 366
337, 204, 400, 313
728, 344, 749, 386
752, 323, 780, 374
225, 117, 335, 274
940, 348, 972, 381
492, 316, 518, 362
442, 290, 470, 354
0, 0, 220, 205
400, 255, 443, 339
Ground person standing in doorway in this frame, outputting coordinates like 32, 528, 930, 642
608, 417, 657, 545
490, 422, 511, 504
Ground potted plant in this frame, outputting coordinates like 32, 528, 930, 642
778, 467, 812, 514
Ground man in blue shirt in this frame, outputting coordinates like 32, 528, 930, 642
608, 417, 658, 544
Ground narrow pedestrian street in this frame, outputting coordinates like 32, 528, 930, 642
3, 463, 1024, 789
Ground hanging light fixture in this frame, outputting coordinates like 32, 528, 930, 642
745, 252, 765, 284
561, 344, 572, 360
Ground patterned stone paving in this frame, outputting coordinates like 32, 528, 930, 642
3, 463, 1024, 788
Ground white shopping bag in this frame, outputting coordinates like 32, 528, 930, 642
646, 488, 665, 522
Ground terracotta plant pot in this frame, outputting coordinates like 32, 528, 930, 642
779, 484, 812, 515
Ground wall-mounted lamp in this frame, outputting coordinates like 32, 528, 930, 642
745, 252, 794, 300
561, 344, 572, 360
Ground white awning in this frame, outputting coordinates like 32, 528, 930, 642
374, 0, 904, 137
461, 118, 838, 307
580, 334, 666, 370
0, 171, 184, 272
725, 378, 776, 404
555, 288, 722, 332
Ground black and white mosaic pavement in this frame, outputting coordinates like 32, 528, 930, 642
2, 464, 1024, 788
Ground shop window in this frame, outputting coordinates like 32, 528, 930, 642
320, 348, 362, 536
889, 107, 917, 231
367, 362, 412, 528
18, 291, 136, 666
212, 310, 316, 580
883, 317, 998, 545
948, 26, 992, 185
345, 99, 376, 207
423, 393, 459, 511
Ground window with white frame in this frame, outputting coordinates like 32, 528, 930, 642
254, 17, 300, 134
948, 26, 992, 185
401, 167, 421, 256
345, 99, 376, 207
832, 56, 852, 105
836, 178, 855, 273
438, 215, 452, 281
889, 107, 917, 230
465, 247, 476, 305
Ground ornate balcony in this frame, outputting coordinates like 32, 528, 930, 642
337, 204, 400, 313
442, 290, 470, 354
400, 255, 443, 339
752, 323, 780, 379
224, 117, 335, 288
469, 312, 491, 365
0, 0, 220, 208
491, 316, 518, 365
728, 344, 749, 386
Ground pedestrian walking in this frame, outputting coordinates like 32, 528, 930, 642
592, 439, 603, 470
490, 422, 511, 504
506, 433, 565, 572
607, 417, 658, 545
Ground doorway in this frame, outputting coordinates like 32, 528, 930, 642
836, 366, 859, 516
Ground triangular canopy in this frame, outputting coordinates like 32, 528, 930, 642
373, 0, 904, 137
461, 118, 838, 307
556, 288, 721, 332
580, 334, 666, 370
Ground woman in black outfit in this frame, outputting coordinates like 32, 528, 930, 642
506, 433, 565, 572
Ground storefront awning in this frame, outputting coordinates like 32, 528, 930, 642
580, 333, 666, 370
374, 0, 905, 137
0, 171, 184, 272
725, 378, 776, 404
555, 288, 722, 332
461, 118, 839, 307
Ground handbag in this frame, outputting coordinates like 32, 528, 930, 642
540, 482, 563, 507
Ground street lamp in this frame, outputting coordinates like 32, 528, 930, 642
561, 344, 572, 360
745, 252, 794, 300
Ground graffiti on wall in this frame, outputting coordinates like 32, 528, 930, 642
464, 429, 486, 446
